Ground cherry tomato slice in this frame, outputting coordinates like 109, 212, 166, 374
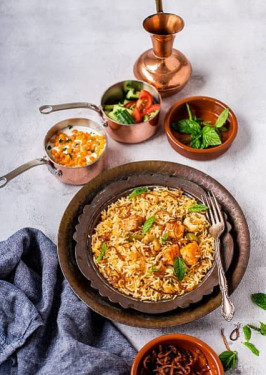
132, 107, 143, 123
136, 90, 153, 112
124, 101, 137, 109
143, 104, 160, 115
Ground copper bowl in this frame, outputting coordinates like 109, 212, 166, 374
131, 334, 224, 375
164, 96, 238, 161
74, 174, 234, 314
40, 80, 162, 144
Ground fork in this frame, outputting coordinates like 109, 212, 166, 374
202, 192, 235, 322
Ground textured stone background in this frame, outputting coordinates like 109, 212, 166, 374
0, 0, 265, 372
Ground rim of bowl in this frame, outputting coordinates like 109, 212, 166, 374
131, 333, 224, 375
164, 96, 238, 155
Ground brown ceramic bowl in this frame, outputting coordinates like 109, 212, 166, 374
131, 334, 224, 375
164, 96, 238, 161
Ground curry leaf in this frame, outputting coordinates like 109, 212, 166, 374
173, 257, 186, 281
142, 216, 155, 234
215, 108, 229, 128
218, 350, 237, 371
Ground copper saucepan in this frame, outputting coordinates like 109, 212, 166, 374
39, 80, 162, 144
0, 117, 107, 188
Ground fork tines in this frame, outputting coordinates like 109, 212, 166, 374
201, 192, 224, 226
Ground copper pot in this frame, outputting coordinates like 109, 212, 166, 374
0, 117, 107, 188
39, 80, 162, 144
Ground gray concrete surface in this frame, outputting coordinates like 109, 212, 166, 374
0, 0, 265, 373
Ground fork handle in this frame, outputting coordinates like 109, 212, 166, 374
215, 240, 235, 321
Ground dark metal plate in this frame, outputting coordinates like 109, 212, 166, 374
74, 174, 233, 313
57, 161, 250, 328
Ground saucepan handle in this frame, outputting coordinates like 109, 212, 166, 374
39, 102, 108, 127
0, 157, 62, 189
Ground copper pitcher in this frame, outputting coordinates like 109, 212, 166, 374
134, 1, 192, 97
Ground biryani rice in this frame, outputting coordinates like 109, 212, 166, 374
91, 187, 215, 301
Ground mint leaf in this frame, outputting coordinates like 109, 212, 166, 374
151, 265, 159, 272
219, 126, 228, 132
242, 342, 259, 356
171, 119, 201, 135
186, 103, 193, 121
161, 233, 168, 243
173, 257, 186, 281
259, 322, 266, 336
190, 134, 202, 149
96, 243, 107, 261
247, 324, 261, 333
129, 187, 148, 199
251, 293, 266, 310
248, 322, 266, 336
219, 350, 237, 371
215, 108, 229, 128
188, 204, 208, 213
202, 126, 222, 148
243, 325, 251, 341
142, 216, 155, 234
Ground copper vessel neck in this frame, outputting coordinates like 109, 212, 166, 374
143, 13, 184, 58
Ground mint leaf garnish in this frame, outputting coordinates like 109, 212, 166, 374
215, 108, 229, 128
171, 119, 201, 135
173, 257, 186, 281
188, 204, 208, 213
243, 325, 251, 341
129, 187, 148, 199
251, 293, 266, 310
202, 126, 222, 148
96, 243, 107, 261
142, 216, 155, 234
242, 342, 260, 356
219, 350, 237, 371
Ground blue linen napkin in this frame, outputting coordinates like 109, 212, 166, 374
0, 228, 136, 375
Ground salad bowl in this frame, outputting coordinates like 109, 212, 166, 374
40, 80, 162, 144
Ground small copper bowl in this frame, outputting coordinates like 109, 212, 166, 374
164, 96, 238, 161
131, 334, 224, 375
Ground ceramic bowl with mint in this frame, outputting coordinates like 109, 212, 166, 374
164, 96, 238, 161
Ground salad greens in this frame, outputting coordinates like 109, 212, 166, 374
103, 84, 160, 125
